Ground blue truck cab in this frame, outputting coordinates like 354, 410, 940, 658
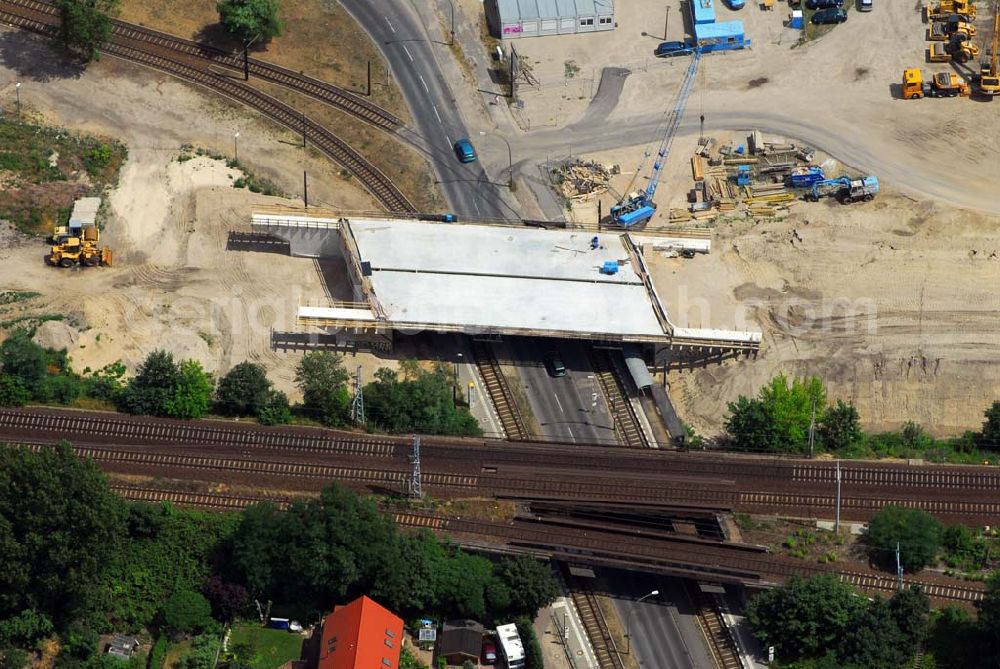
453, 138, 477, 163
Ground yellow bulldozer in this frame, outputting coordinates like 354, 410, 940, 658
980, 3, 1000, 96
48, 227, 113, 268
924, 0, 976, 21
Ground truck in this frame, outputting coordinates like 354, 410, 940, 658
787, 166, 825, 188
902, 68, 971, 98
807, 176, 879, 204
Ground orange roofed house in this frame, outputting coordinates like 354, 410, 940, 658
318, 596, 404, 669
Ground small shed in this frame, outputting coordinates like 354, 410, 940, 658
691, 0, 717, 25
438, 620, 485, 665
107, 635, 139, 661
694, 20, 749, 52
69, 197, 101, 231
487, 0, 615, 39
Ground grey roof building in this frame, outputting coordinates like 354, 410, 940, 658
486, 0, 615, 39
107, 635, 139, 660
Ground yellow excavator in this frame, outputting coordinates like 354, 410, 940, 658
980, 3, 1000, 96
48, 227, 113, 268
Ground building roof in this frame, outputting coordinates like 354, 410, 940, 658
695, 20, 745, 39
439, 620, 485, 659
496, 0, 613, 21
318, 596, 403, 669
691, 0, 716, 24
107, 635, 138, 660
69, 197, 101, 229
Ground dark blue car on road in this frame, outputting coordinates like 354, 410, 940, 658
453, 138, 477, 163
655, 41, 694, 58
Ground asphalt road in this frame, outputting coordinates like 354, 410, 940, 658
337, 0, 508, 219
510, 338, 616, 444
609, 572, 715, 669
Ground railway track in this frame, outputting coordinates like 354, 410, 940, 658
0, 0, 403, 132
587, 347, 649, 448
685, 582, 743, 669
470, 340, 531, 441
0, 2, 414, 212
5, 408, 1000, 523
561, 568, 625, 669
110, 485, 287, 511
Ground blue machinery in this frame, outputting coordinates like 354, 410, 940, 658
611, 50, 703, 228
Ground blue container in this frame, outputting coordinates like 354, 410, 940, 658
788, 167, 825, 188
601, 261, 619, 275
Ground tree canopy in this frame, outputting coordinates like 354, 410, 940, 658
216, 362, 272, 416
365, 362, 481, 437
217, 0, 283, 44
160, 590, 213, 635
982, 400, 1000, 449
0, 444, 123, 631
866, 505, 942, 573
295, 351, 351, 427
55, 0, 120, 61
725, 374, 825, 453
120, 351, 214, 419
746, 574, 929, 669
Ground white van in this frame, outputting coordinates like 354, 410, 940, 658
859, 0, 873, 10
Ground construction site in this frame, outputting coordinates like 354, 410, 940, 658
2, 0, 1000, 664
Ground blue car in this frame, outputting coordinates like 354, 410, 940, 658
728, 0, 745, 8
453, 138, 477, 163
654, 41, 694, 57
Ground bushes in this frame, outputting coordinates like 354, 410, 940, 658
148, 638, 168, 669
515, 619, 544, 669
160, 590, 213, 635
216, 362, 290, 425
120, 351, 213, 419
866, 506, 942, 573
364, 362, 481, 437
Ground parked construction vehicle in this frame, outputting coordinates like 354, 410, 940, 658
48, 227, 113, 268
902, 68, 971, 98
924, 0, 976, 21
807, 176, 879, 204
929, 36, 980, 62
980, 3, 1000, 95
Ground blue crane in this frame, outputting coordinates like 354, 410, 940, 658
611, 49, 702, 228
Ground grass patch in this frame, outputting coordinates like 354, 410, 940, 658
0, 291, 40, 305
0, 117, 127, 235
177, 146, 285, 197
228, 623, 304, 669
564, 60, 581, 78
0, 313, 65, 330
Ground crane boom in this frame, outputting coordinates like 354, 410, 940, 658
611, 49, 702, 228
982, 2, 1000, 94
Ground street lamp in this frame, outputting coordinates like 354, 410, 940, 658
234, 131, 240, 163
14, 81, 21, 118
447, 0, 455, 45
625, 589, 659, 655
479, 131, 513, 189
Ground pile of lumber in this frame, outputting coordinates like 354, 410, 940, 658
555, 160, 615, 201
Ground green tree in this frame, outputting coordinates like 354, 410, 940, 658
982, 401, 1000, 449
746, 574, 865, 661
724, 396, 781, 452
160, 590, 213, 635
257, 390, 291, 426
0, 376, 29, 407
0, 330, 47, 392
364, 364, 481, 437
55, 0, 120, 61
490, 556, 558, 618
216, 362, 272, 416
978, 571, 1000, 646
0, 609, 54, 647
166, 360, 214, 420
759, 374, 826, 453
866, 506, 942, 573
175, 635, 220, 669
926, 605, 980, 669
295, 351, 350, 426
516, 619, 544, 669
120, 350, 180, 416
0, 445, 123, 632
819, 400, 862, 451
0, 647, 29, 669
217, 0, 283, 44
57, 623, 99, 669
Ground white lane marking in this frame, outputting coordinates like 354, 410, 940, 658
418, 74, 429, 92
553, 393, 565, 413
402, 45, 414, 61
446, 134, 452, 145
384, 17, 395, 32
432, 104, 442, 123
473, 199, 482, 216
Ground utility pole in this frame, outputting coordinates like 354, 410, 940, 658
700, 114, 705, 143
14, 81, 21, 118
664, 5, 670, 40
234, 131, 240, 163
408, 435, 423, 499
896, 542, 904, 592
448, 0, 456, 45
835, 460, 842, 533
302, 112, 307, 149
350, 365, 364, 425
808, 394, 817, 458
303, 171, 309, 208
367, 60, 372, 96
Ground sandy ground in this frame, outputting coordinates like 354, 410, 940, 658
460, 0, 1000, 436
0, 30, 395, 397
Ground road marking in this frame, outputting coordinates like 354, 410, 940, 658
384, 17, 395, 33
473, 199, 482, 216
402, 45, 414, 62
446, 134, 452, 145
418, 74, 429, 92
553, 393, 564, 413
432, 104, 442, 123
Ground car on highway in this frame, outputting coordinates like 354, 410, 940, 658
543, 350, 567, 377
806, 0, 842, 8
811, 7, 848, 23
453, 138, 477, 163
654, 40, 694, 57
